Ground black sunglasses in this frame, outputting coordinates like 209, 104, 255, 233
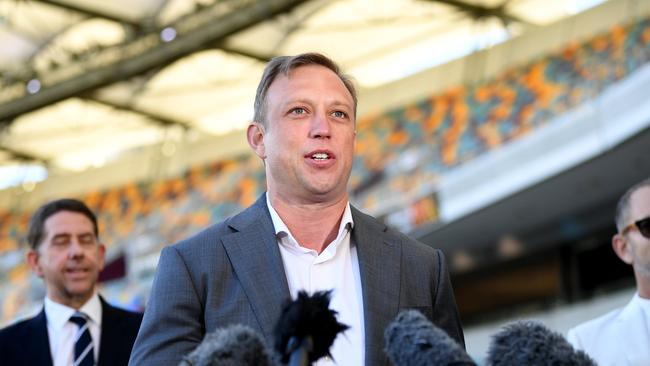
621, 216, 650, 239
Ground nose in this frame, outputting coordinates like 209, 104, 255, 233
68, 240, 85, 259
309, 111, 331, 139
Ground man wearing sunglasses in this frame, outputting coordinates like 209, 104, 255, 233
568, 177, 650, 365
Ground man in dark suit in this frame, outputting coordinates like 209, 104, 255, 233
130, 53, 464, 366
0, 199, 142, 366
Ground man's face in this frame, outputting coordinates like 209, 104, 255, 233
621, 186, 650, 278
27, 211, 105, 307
251, 65, 356, 204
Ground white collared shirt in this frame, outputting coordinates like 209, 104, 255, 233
568, 292, 650, 365
44, 293, 102, 366
267, 196, 365, 366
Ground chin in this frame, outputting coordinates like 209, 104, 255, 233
308, 186, 345, 200
66, 285, 94, 297
306, 181, 334, 192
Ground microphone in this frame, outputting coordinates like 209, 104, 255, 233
178, 324, 276, 366
274, 290, 349, 366
487, 320, 596, 366
384, 309, 476, 366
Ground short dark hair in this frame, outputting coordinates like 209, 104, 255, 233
615, 177, 650, 232
27, 198, 99, 250
253, 52, 357, 126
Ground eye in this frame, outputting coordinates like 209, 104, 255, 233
332, 110, 348, 119
289, 107, 307, 115
52, 236, 70, 246
79, 234, 96, 245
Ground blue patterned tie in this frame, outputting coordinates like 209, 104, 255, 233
69, 312, 95, 366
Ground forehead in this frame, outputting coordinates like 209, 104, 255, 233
628, 186, 650, 221
267, 65, 354, 106
44, 211, 95, 236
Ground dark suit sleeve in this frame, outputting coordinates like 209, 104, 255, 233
432, 249, 465, 348
129, 246, 204, 366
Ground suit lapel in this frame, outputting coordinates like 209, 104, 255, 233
97, 298, 118, 366
616, 296, 650, 362
26, 309, 54, 366
221, 194, 291, 341
220, 197, 401, 365
352, 206, 401, 366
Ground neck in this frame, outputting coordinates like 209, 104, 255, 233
636, 272, 650, 299
269, 192, 349, 254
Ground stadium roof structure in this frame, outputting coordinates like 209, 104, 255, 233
0, 0, 610, 188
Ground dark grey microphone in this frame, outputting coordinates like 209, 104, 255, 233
487, 320, 596, 366
384, 309, 476, 366
178, 324, 276, 366
274, 290, 349, 366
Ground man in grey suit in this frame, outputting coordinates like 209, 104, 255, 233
129, 53, 464, 366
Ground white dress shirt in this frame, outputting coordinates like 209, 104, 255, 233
267, 196, 365, 366
44, 293, 102, 366
568, 292, 650, 366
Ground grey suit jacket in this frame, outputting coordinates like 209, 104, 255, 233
129, 194, 464, 366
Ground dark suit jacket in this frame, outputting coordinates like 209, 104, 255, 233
0, 297, 143, 366
130, 194, 464, 366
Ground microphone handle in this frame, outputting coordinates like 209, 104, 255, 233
288, 336, 313, 366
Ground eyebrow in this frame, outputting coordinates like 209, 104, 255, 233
51, 232, 95, 239
284, 98, 313, 107
285, 99, 353, 111
330, 101, 353, 111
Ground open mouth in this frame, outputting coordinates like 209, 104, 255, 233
312, 152, 330, 160
306, 150, 335, 161
66, 268, 89, 275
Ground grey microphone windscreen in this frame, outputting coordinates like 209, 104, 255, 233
179, 324, 275, 366
384, 309, 475, 366
487, 320, 596, 366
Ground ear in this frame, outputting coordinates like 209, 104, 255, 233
26, 249, 44, 278
612, 233, 634, 265
97, 243, 106, 271
247, 122, 266, 159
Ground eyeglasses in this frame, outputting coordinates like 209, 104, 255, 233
621, 216, 650, 239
